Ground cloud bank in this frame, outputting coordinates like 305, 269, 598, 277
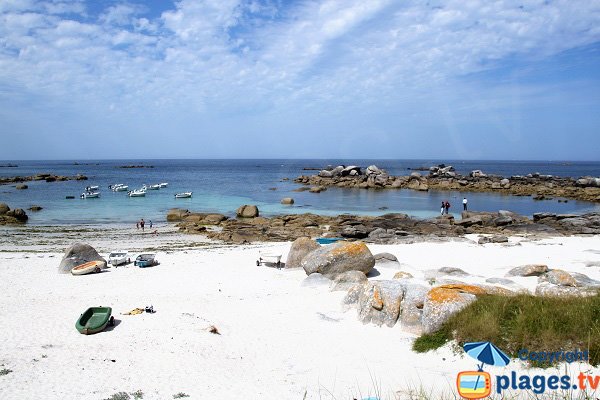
1, 0, 599, 159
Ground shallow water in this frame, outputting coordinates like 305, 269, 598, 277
1, 159, 599, 225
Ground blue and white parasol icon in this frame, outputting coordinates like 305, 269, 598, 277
463, 341, 511, 370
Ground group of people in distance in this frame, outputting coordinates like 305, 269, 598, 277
136, 218, 153, 231
440, 197, 468, 215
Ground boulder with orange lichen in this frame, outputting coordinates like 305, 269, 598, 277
422, 284, 497, 334
357, 280, 405, 327
301, 241, 375, 277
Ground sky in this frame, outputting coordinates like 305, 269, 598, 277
0, 0, 599, 160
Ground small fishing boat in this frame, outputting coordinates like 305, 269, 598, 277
76, 306, 114, 335
134, 253, 157, 268
143, 184, 160, 190
159, 182, 168, 188
110, 184, 129, 192
175, 192, 193, 198
86, 185, 99, 191
81, 192, 100, 199
71, 260, 104, 275
128, 189, 146, 197
108, 251, 130, 266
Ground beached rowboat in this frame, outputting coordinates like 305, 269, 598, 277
71, 260, 104, 275
134, 253, 157, 268
76, 307, 114, 335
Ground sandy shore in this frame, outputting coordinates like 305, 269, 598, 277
1, 226, 599, 399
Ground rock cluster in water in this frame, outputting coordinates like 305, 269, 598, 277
0, 173, 88, 185
0, 203, 28, 224
294, 164, 600, 202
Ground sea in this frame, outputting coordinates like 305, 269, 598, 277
1, 159, 600, 226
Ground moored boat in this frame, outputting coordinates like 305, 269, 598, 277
86, 185, 99, 191
159, 182, 168, 188
71, 260, 104, 275
75, 307, 114, 335
128, 189, 146, 197
81, 192, 100, 199
143, 184, 160, 190
175, 192, 193, 198
110, 184, 129, 192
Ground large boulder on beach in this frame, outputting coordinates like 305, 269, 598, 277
422, 284, 487, 333
331, 270, 368, 291
357, 280, 404, 327
301, 241, 375, 277
0, 203, 9, 214
58, 243, 106, 273
285, 237, 320, 269
236, 205, 259, 218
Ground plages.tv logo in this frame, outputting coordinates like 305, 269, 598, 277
456, 341, 510, 399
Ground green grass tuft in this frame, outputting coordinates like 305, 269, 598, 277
413, 293, 600, 366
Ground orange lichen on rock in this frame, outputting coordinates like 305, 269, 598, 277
427, 284, 487, 303
331, 241, 368, 257
372, 287, 384, 310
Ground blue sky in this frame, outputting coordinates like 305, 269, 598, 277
0, 0, 599, 160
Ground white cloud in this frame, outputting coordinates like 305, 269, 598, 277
0, 0, 599, 158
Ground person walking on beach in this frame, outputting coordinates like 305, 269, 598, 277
444, 201, 450, 215
149, 220, 153, 229
440, 201, 445, 215
140, 218, 145, 231
463, 197, 468, 211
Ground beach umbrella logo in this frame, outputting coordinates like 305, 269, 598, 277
456, 342, 510, 399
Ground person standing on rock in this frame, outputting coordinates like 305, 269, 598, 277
444, 201, 450, 214
440, 201, 445, 215
463, 197, 468, 211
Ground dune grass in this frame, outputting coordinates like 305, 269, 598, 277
413, 293, 600, 366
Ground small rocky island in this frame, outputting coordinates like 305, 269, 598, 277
0, 173, 88, 185
0, 203, 28, 224
294, 164, 600, 203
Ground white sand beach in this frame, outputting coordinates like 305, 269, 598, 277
1, 228, 599, 400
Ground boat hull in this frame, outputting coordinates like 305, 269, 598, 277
71, 260, 104, 275
76, 307, 112, 335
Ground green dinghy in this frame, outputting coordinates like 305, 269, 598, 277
76, 307, 114, 335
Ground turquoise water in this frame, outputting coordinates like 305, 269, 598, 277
1, 159, 599, 225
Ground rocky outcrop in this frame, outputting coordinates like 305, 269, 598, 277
0, 173, 87, 185
58, 243, 106, 274
280, 197, 294, 205
236, 205, 259, 218
294, 164, 600, 203
15, 184, 28, 189
0, 203, 28, 224
301, 241, 375, 277
285, 237, 320, 269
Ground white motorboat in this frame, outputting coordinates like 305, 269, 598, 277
128, 189, 146, 197
86, 185, 99, 191
81, 192, 100, 199
114, 185, 129, 192
110, 184, 129, 192
108, 251, 130, 266
159, 182, 168, 188
174, 192, 192, 198
143, 184, 160, 190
